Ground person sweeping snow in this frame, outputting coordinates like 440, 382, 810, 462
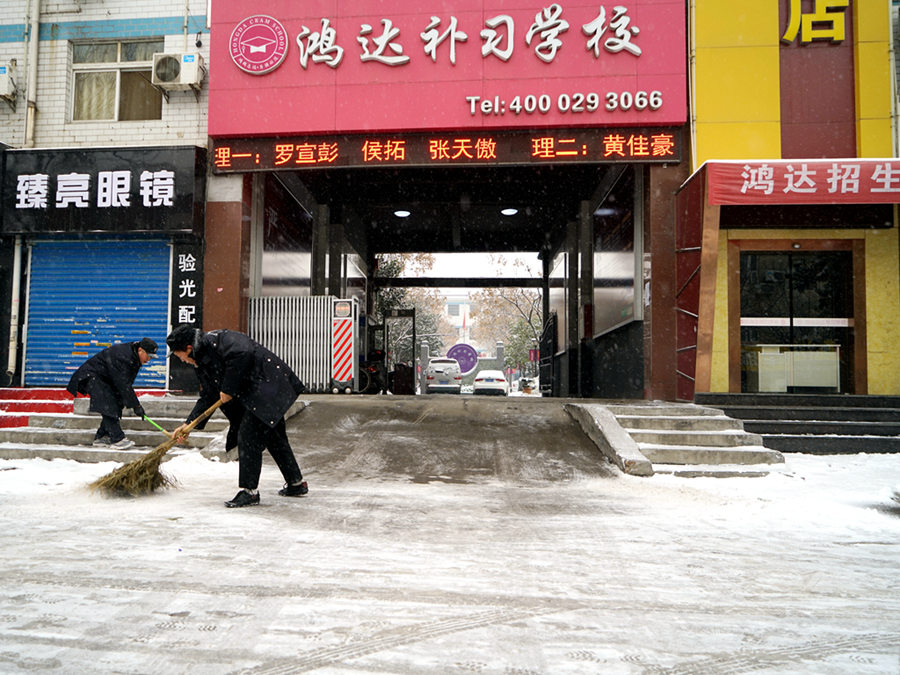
166, 325, 308, 508
66, 338, 158, 449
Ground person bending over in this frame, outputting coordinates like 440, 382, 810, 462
166, 325, 308, 508
67, 338, 158, 449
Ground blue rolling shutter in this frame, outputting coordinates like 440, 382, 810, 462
25, 241, 170, 388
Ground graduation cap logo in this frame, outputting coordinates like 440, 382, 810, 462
242, 35, 276, 55
229, 15, 290, 75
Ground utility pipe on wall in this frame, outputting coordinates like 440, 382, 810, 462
6, 236, 22, 381
24, 0, 39, 147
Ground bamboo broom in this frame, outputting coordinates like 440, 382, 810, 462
90, 400, 223, 497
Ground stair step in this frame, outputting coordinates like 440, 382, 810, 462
0, 426, 218, 450
761, 434, 900, 454
626, 429, 764, 447
0, 442, 227, 464
617, 415, 744, 431
0, 400, 74, 414
0, 414, 30, 428
0, 388, 166, 401
695, 393, 900, 409
25, 413, 228, 432
651, 463, 781, 478
0, 388, 79, 401
638, 443, 785, 465
745, 420, 900, 437
73, 396, 222, 418
718, 406, 900, 423
607, 403, 724, 417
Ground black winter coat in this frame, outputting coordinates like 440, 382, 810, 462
66, 342, 143, 417
186, 330, 305, 429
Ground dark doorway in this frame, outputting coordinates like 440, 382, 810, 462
740, 251, 854, 393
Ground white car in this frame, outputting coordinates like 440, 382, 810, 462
424, 357, 462, 394
472, 369, 509, 396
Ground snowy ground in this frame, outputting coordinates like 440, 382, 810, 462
0, 451, 898, 674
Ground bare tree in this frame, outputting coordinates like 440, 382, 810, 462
469, 255, 541, 369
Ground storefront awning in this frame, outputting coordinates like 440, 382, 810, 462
681, 159, 900, 206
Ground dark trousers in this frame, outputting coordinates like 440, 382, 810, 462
87, 379, 125, 442
236, 414, 303, 490
96, 414, 125, 443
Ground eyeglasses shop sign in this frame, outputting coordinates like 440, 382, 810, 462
209, 1, 687, 137
1, 147, 203, 234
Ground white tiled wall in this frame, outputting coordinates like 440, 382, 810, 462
0, 0, 209, 150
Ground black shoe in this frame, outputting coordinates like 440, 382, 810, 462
224, 490, 260, 508
278, 481, 308, 497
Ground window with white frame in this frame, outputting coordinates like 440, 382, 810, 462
72, 40, 164, 121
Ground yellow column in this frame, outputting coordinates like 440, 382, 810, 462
853, 1, 895, 156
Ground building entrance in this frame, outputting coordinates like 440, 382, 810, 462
739, 251, 855, 394
241, 162, 657, 398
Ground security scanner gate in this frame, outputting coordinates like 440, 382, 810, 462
249, 296, 360, 393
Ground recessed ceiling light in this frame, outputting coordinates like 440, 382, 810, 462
501, 208, 518, 216
394, 210, 411, 218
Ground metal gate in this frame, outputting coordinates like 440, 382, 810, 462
23, 240, 171, 387
248, 296, 359, 393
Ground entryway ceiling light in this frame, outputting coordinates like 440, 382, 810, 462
501, 208, 518, 216
394, 209, 411, 218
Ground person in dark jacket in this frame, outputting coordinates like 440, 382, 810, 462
166, 325, 308, 508
66, 338, 158, 449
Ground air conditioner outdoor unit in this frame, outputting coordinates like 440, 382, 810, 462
0, 63, 16, 100
151, 52, 205, 90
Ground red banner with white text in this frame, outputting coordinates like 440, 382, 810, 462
705, 160, 900, 205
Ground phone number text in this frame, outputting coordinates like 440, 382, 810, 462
467, 91, 663, 116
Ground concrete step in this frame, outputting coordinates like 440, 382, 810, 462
0, 387, 85, 401
73, 395, 219, 418
615, 414, 745, 432
638, 443, 784, 465
651, 463, 783, 478
0, 400, 74, 413
719, 405, 900, 423
744, 419, 900, 437
0, 426, 219, 450
606, 403, 724, 417
695, 392, 900, 409
626, 428, 765, 447
0, 442, 227, 464
26, 413, 229, 433
606, 402, 784, 468
760, 434, 900, 454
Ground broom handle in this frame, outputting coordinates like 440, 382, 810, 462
143, 415, 173, 439
175, 400, 223, 441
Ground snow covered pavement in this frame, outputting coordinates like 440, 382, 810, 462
0, 451, 898, 674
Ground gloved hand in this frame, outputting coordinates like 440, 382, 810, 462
133, 404, 145, 419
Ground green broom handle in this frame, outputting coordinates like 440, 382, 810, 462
142, 415, 173, 438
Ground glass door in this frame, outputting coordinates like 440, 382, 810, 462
740, 251, 854, 393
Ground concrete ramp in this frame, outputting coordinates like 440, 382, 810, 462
286, 396, 619, 484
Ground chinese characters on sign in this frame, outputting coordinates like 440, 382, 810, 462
212, 128, 680, 172
706, 160, 900, 205
15, 170, 176, 210
211, 2, 686, 136
235, 3, 646, 74
781, 0, 849, 44
175, 250, 199, 326
168, 241, 203, 391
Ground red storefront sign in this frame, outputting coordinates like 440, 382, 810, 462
705, 159, 900, 205
209, 1, 687, 137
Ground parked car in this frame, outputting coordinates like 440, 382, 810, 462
424, 357, 462, 394
472, 369, 509, 396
